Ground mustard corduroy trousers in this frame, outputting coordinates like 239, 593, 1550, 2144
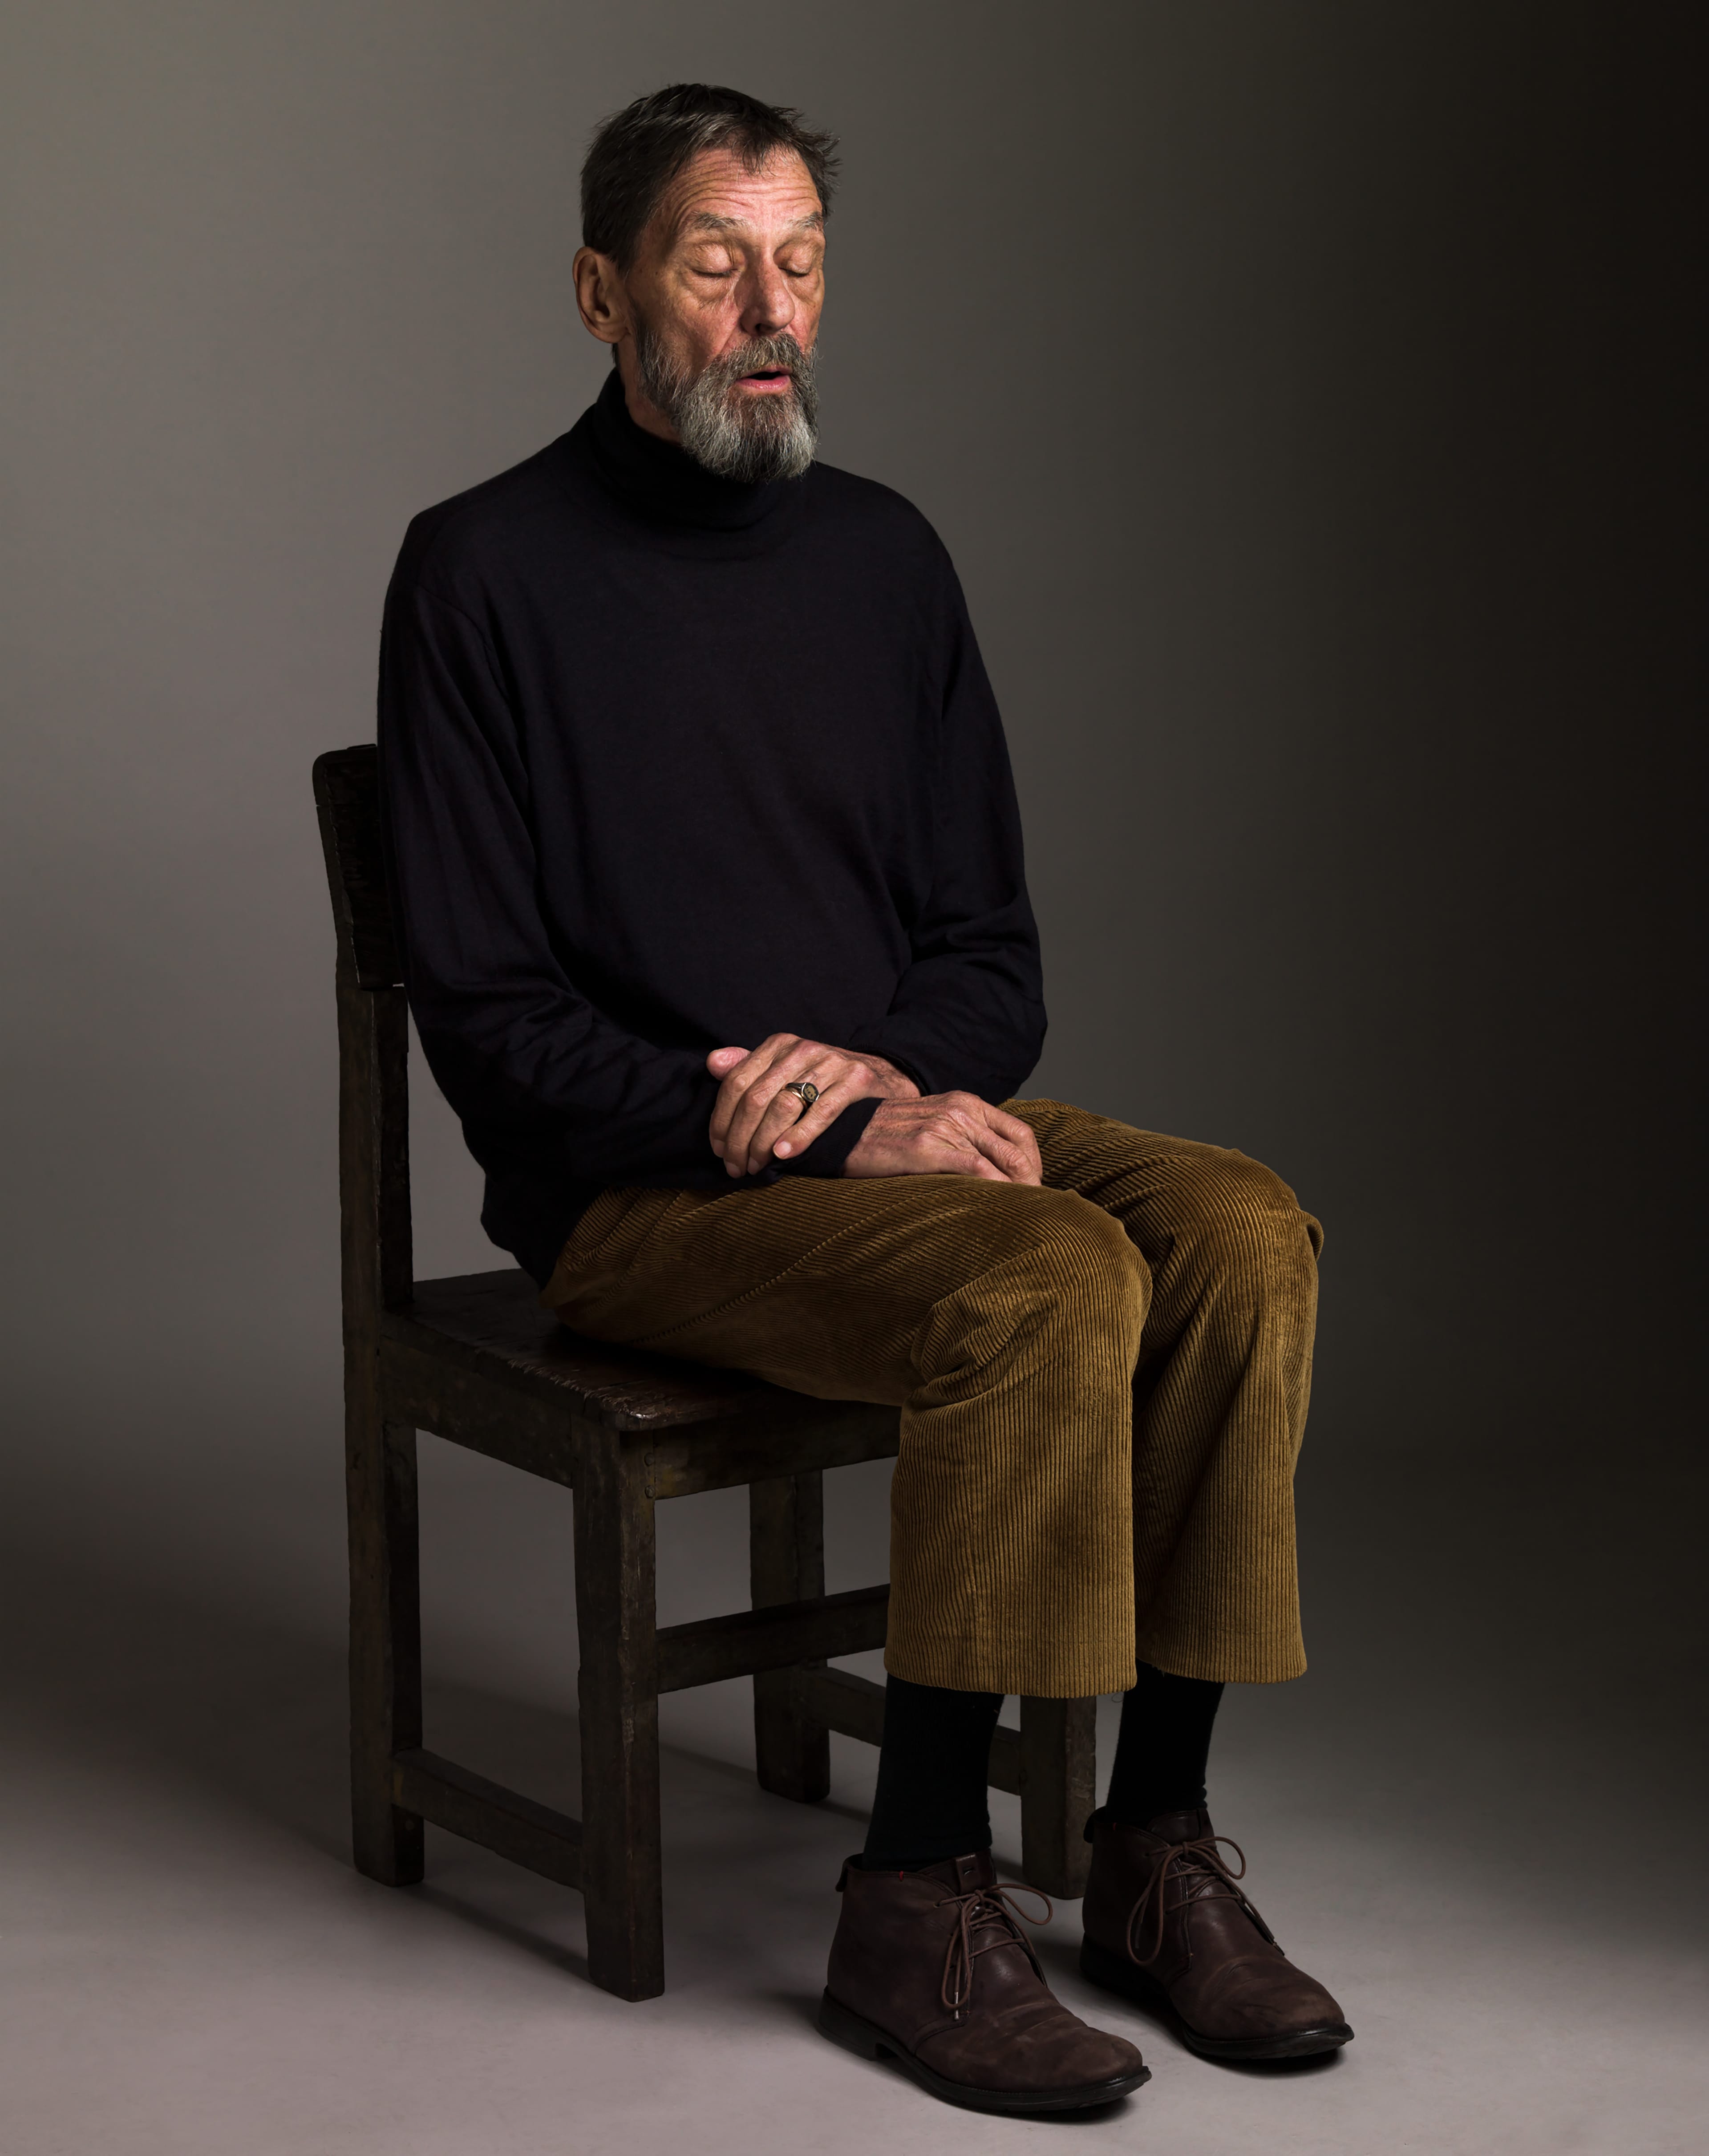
541, 1098, 1321, 1698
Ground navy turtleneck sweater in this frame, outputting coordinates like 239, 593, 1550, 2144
377, 370, 1045, 1283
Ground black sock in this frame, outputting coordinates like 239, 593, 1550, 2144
860, 1675, 1004, 1870
1102, 1661, 1224, 1824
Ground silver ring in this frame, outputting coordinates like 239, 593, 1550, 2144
780, 1080, 819, 1112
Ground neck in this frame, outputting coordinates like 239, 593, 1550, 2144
583, 368, 796, 533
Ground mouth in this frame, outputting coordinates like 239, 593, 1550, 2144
736, 368, 794, 391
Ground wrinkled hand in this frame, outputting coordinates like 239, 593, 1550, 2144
706, 1035, 919, 1178
842, 1094, 1043, 1184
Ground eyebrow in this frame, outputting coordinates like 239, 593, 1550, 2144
682, 211, 824, 236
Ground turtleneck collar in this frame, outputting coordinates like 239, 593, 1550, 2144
583, 365, 799, 533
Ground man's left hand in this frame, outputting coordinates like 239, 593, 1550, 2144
707, 1035, 920, 1178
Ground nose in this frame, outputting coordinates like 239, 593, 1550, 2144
737, 257, 796, 340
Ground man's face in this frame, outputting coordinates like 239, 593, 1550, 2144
575, 146, 826, 481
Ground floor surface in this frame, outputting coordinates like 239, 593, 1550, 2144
4, 1374, 1705, 2156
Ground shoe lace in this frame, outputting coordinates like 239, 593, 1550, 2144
935, 1879, 1054, 2013
1124, 1833, 1277, 1966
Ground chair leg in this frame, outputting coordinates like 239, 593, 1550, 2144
346, 1411, 425, 1886
574, 1421, 664, 2001
1018, 1696, 1097, 1898
749, 1472, 832, 1803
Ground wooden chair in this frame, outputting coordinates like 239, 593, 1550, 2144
312, 743, 1095, 2002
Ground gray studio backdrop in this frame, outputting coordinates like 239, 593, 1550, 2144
4, 3, 1701, 1817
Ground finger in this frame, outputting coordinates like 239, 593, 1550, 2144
980, 1102, 1037, 1149
766, 1073, 859, 1162
741, 1057, 839, 1173
722, 1048, 797, 1170
914, 1110, 1014, 1183
987, 1123, 1043, 1184
842, 1110, 1009, 1182
710, 1036, 794, 1157
725, 1042, 820, 1174
705, 1047, 753, 1155
768, 1051, 900, 1161
945, 1093, 1037, 1159
944, 1098, 1041, 1184
951, 1110, 1035, 1184
976, 1134, 1037, 1183
935, 1130, 1012, 1180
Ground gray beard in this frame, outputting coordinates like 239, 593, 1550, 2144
633, 325, 818, 483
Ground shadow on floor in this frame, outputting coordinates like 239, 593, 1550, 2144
6, 1422, 1709, 1990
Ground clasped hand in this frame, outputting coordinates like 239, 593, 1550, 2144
706, 1034, 1043, 1184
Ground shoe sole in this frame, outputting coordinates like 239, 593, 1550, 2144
1079, 1941, 1355, 2062
817, 1990, 1151, 2114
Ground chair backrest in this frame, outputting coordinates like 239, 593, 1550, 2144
313, 746, 414, 1319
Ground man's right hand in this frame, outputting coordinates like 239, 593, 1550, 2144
843, 1094, 1043, 1184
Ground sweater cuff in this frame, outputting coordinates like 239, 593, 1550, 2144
773, 1094, 883, 1179
842, 1033, 937, 1099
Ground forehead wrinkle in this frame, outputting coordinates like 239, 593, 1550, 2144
680, 209, 824, 238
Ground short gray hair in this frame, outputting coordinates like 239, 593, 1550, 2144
580, 83, 839, 270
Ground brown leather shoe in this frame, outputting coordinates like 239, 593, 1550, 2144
1079, 1807, 1353, 2061
819, 1850, 1149, 2114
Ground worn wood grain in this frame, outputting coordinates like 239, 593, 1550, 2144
656, 1583, 891, 1695
379, 1335, 577, 1484
573, 1419, 664, 2000
396, 1270, 770, 1431
392, 1748, 583, 1890
330, 959, 412, 1320
333, 924, 422, 1886
386, 1270, 904, 1459
750, 1475, 831, 1802
344, 1410, 425, 1886
313, 746, 404, 990
642, 1399, 901, 1496
1019, 1697, 1097, 1898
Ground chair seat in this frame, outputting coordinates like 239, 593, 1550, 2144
383, 1268, 774, 1431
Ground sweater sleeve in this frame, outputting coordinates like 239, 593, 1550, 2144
845, 564, 1047, 1102
378, 578, 734, 1185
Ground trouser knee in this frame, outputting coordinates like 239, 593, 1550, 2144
914, 1195, 1150, 1397
1185, 1158, 1321, 1297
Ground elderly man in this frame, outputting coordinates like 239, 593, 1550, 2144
378, 82, 1350, 2115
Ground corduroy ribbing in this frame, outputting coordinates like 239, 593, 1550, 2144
542, 1100, 1321, 1696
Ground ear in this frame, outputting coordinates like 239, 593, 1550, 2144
573, 246, 629, 348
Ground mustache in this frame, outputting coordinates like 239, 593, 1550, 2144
701, 333, 814, 393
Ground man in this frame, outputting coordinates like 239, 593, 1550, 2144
378, 82, 1350, 2116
